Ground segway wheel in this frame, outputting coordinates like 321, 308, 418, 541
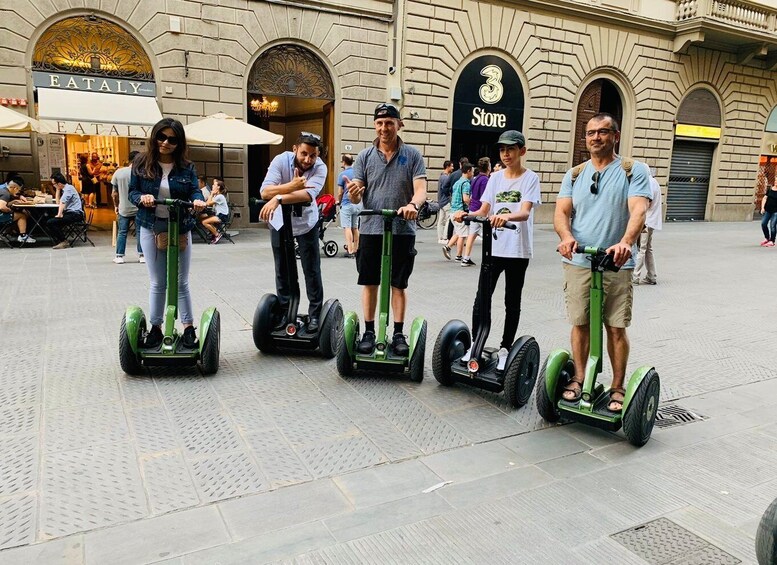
432, 320, 470, 386
119, 313, 145, 376
318, 301, 343, 359
324, 240, 338, 258
408, 320, 427, 383
623, 368, 660, 447
503, 337, 540, 408
536, 359, 574, 423
252, 294, 279, 353
336, 320, 357, 377
757, 497, 777, 565
200, 310, 220, 375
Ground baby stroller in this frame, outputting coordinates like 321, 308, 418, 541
295, 193, 339, 259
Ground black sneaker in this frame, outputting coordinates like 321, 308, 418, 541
391, 333, 409, 356
307, 317, 320, 333
143, 326, 163, 349
356, 331, 376, 354
181, 326, 198, 349
461, 258, 476, 267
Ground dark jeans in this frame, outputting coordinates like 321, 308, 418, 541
472, 257, 530, 350
270, 225, 323, 319
46, 211, 83, 243
762, 211, 777, 241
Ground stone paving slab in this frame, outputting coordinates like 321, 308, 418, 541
0, 221, 774, 563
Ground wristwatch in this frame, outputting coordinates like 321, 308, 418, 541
409, 202, 419, 211
275, 194, 283, 204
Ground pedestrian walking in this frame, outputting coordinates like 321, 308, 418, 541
760, 178, 777, 247
437, 160, 454, 244
111, 150, 143, 264
633, 167, 662, 284
442, 163, 473, 262
336, 153, 359, 257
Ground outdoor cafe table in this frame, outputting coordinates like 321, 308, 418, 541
9, 202, 59, 243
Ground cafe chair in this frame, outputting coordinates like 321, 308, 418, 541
64, 205, 95, 248
215, 204, 237, 244
0, 218, 16, 248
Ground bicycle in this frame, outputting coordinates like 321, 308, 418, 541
416, 200, 439, 230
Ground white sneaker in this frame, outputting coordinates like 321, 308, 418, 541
460, 346, 472, 363
497, 347, 509, 371
113, 256, 125, 264
438, 239, 448, 244
17, 234, 36, 243
138, 255, 146, 263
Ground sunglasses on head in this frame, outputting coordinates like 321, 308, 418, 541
300, 131, 321, 141
156, 132, 179, 145
590, 171, 602, 195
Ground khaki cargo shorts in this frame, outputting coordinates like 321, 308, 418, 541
562, 263, 633, 328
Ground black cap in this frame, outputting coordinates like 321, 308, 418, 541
374, 103, 401, 120
496, 130, 526, 148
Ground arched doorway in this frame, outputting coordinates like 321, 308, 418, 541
755, 106, 777, 218
246, 44, 335, 215
573, 78, 623, 166
31, 14, 158, 218
666, 88, 721, 221
450, 54, 525, 167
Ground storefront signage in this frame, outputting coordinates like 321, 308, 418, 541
675, 124, 721, 140
453, 55, 523, 132
48, 121, 153, 138
33, 71, 156, 97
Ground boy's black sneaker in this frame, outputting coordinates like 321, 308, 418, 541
461, 258, 476, 267
143, 326, 163, 349
182, 326, 199, 349
356, 331, 376, 354
391, 333, 409, 356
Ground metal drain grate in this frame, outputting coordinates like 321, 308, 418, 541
654, 404, 707, 429
612, 518, 740, 564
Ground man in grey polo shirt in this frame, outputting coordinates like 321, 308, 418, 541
347, 103, 427, 356
260, 132, 327, 333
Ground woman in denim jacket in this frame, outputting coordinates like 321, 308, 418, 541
129, 118, 206, 349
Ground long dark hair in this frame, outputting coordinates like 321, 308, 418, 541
133, 118, 190, 179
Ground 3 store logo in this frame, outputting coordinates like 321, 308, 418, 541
478, 65, 503, 105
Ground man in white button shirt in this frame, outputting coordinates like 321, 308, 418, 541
259, 132, 328, 332
633, 166, 662, 285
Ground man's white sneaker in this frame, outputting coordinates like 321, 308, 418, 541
17, 234, 36, 243
113, 256, 125, 264
138, 255, 146, 263
460, 346, 472, 363
497, 347, 509, 371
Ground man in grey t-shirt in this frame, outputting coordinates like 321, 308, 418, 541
347, 102, 427, 356
111, 150, 142, 264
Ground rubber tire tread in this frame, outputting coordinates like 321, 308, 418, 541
408, 320, 427, 382
623, 369, 660, 447
757, 496, 777, 565
536, 358, 570, 423
119, 314, 144, 375
431, 321, 470, 386
253, 294, 278, 353
336, 320, 357, 377
200, 310, 220, 375
319, 302, 342, 359
503, 338, 540, 408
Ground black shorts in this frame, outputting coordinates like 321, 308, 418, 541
357, 234, 416, 289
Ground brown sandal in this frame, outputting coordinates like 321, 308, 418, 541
562, 379, 584, 402
607, 388, 625, 413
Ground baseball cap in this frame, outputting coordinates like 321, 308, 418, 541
496, 130, 526, 148
374, 103, 401, 120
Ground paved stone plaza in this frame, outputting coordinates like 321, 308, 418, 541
0, 220, 775, 564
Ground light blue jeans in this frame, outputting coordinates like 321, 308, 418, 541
139, 227, 193, 326
116, 214, 142, 257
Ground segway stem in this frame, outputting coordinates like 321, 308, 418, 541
279, 204, 302, 327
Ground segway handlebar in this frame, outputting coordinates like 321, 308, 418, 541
574, 245, 620, 272
358, 209, 398, 218
154, 198, 194, 209
575, 245, 605, 255
461, 215, 517, 230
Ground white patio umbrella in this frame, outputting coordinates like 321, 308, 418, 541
185, 112, 283, 177
0, 104, 48, 133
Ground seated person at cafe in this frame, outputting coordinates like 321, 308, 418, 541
46, 172, 84, 250
0, 175, 35, 243
201, 179, 229, 244
198, 175, 210, 201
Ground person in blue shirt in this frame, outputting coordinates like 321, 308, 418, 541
47, 172, 84, 249
336, 153, 358, 257
0, 175, 35, 243
259, 132, 328, 333
554, 113, 652, 413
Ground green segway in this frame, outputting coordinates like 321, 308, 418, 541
119, 198, 220, 375
536, 246, 659, 446
337, 209, 427, 382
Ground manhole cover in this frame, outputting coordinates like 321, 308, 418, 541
654, 404, 707, 429
612, 518, 740, 564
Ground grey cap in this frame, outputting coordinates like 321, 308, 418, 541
496, 130, 526, 148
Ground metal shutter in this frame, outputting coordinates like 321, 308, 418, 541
666, 141, 714, 221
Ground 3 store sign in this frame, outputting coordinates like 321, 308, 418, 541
471, 65, 507, 128
453, 55, 523, 132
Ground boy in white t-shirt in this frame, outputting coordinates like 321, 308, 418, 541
201, 179, 229, 244
452, 130, 541, 370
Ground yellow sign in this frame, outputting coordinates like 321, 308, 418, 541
675, 124, 721, 139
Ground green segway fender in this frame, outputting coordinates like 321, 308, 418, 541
124, 306, 145, 354
198, 307, 218, 354
543, 348, 571, 399
407, 316, 426, 357
343, 311, 359, 357
622, 365, 655, 414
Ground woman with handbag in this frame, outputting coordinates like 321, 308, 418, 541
86, 152, 103, 208
128, 118, 206, 349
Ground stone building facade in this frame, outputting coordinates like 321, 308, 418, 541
1, 0, 776, 225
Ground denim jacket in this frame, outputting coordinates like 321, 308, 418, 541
128, 163, 203, 232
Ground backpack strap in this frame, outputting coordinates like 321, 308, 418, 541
621, 157, 634, 181
570, 161, 588, 182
